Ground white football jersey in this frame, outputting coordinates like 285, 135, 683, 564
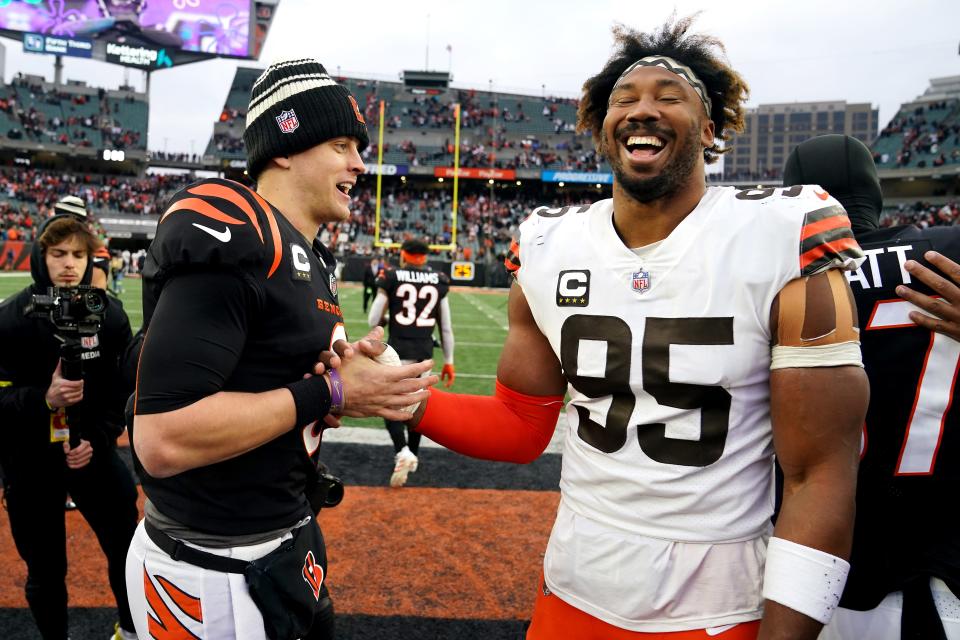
511, 185, 863, 630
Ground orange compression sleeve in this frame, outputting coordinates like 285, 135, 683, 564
414, 380, 564, 464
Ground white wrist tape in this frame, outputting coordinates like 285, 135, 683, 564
762, 537, 850, 624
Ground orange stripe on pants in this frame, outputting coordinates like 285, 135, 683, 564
526, 576, 760, 640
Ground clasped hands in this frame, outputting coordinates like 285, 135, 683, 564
306, 326, 438, 426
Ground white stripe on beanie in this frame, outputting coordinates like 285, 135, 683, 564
252, 58, 317, 89
246, 76, 339, 129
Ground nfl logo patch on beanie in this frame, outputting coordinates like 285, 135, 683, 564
243, 58, 369, 178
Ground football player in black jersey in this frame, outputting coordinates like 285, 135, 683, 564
368, 239, 455, 486
784, 135, 960, 639
124, 58, 437, 640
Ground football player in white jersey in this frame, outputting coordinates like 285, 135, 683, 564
343, 16, 870, 640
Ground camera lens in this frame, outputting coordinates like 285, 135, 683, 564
84, 291, 107, 314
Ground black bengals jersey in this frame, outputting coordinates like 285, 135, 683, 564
840, 223, 960, 609
377, 264, 449, 361
135, 178, 345, 535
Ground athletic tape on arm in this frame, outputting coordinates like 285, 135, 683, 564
772, 270, 863, 369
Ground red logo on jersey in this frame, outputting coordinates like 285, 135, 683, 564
302, 551, 324, 600
814, 188, 830, 200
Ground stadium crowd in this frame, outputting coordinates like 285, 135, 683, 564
874, 99, 960, 168
0, 75, 146, 150
2, 164, 959, 257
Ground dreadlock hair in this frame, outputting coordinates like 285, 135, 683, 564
576, 14, 749, 164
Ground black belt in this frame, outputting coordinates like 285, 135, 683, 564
144, 520, 250, 574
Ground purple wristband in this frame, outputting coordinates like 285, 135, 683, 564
327, 369, 345, 414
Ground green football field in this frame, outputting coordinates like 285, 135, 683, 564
0, 273, 508, 427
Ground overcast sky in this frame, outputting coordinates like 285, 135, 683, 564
1, 0, 958, 155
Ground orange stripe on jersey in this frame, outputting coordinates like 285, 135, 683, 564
155, 575, 204, 623
504, 239, 521, 273
144, 569, 201, 639
240, 183, 283, 278
160, 198, 246, 226
800, 212, 852, 242
799, 236, 860, 271
188, 182, 264, 243
94, 246, 110, 259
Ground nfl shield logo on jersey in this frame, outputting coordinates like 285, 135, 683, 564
276, 109, 299, 134
632, 270, 650, 293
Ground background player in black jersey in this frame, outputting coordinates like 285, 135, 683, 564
784, 134, 960, 639
362, 256, 382, 314
367, 238, 455, 487
125, 59, 437, 640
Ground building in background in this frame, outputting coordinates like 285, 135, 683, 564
723, 101, 879, 181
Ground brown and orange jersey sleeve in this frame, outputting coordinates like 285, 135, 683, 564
504, 238, 521, 278
799, 202, 863, 277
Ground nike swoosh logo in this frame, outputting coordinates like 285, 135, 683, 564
192, 222, 231, 242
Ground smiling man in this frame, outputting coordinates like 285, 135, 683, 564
404, 16, 870, 640
124, 58, 437, 640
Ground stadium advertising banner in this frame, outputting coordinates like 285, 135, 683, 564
0, 0, 253, 58
366, 164, 409, 176
433, 167, 516, 180
541, 170, 614, 184
104, 42, 172, 68
22, 32, 93, 58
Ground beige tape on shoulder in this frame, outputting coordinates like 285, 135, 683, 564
776, 270, 859, 348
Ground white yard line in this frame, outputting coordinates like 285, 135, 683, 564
448, 323, 508, 331
459, 293, 508, 331
440, 372, 496, 379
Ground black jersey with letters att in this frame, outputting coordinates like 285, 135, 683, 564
841, 223, 960, 609
135, 178, 344, 535
378, 264, 449, 361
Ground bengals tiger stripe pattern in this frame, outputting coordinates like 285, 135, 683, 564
159, 178, 284, 278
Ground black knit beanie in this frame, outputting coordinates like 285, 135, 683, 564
243, 58, 370, 179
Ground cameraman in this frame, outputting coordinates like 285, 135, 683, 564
0, 214, 139, 640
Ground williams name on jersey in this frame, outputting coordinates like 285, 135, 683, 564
377, 264, 449, 361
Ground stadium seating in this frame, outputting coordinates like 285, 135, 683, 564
0, 75, 149, 152
873, 99, 960, 169
204, 68, 610, 173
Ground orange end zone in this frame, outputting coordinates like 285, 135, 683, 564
0, 486, 559, 621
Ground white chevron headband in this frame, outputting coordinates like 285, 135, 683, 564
614, 55, 712, 117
